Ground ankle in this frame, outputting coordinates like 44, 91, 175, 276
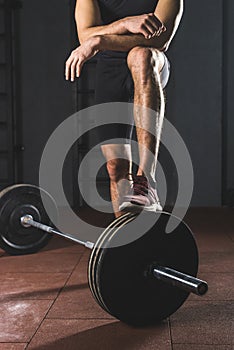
136, 172, 156, 188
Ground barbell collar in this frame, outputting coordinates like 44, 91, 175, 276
20, 215, 94, 249
153, 266, 208, 296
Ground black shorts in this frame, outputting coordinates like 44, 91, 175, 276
94, 51, 170, 145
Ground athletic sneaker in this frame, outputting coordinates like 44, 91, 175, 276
119, 175, 163, 212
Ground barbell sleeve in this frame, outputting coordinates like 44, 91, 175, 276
20, 215, 94, 249
20, 216, 208, 295
153, 266, 208, 296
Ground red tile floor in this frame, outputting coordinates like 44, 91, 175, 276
0, 208, 233, 349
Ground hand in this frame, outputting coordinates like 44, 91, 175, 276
123, 13, 166, 39
65, 36, 100, 81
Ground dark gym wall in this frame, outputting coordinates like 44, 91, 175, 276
225, 0, 234, 204
19, 0, 74, 188
19, 0, 233, 207
166, 0, 223, 206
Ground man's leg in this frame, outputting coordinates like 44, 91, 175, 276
127, 46, 165, 183
118, 46, 168, 212
101, 144, 132, 217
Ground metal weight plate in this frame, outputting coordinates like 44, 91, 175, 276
89, 212, 147, 317
0, 184, 57, 255
88, 212, 136, 312
91, 213, 137, 312
90, 211, 198, 326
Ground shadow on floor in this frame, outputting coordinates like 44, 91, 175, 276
0, 283, 89, 302
30, 320, 169, 350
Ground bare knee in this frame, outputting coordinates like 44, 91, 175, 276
127, 46, 153, 68
106, 159, 129, 183
127, 47, 163, 85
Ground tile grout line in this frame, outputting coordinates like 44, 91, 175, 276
0, 343, 29, 350
25, 249, 87, 349
0, 271, 81, 274
226, 233, 234, 243
168, 317, 174, 350
44, 317, 114, 320
173, 343, 233, 346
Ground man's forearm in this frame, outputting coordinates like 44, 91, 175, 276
66, 28, 167, 81
79, 19, 128, 43
95, 33, 167, 52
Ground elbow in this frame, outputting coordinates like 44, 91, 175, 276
156, 35, 172, 52
78, 34, 103, 50
78, 35, 85, 45
151, 40, 169, 53
77, 31, 89, 44
77, 28, 95, 44
149, 32, 171, 52
79, 32, 103, 47
159, 42, 169, 53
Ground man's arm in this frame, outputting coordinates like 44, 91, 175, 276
76, 0, 166, 43
155, 0, 183, 51
96, 0, 183, 52
76, 0, 183, 50
75, 0, 126, 43
66, 0, 183, 80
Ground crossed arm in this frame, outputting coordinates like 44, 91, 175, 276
65, 0, 183, 81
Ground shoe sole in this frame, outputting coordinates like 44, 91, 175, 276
119, 201, 163, 213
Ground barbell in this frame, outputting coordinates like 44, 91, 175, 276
0, 184, 208, 326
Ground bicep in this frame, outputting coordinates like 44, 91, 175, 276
154, 0, 183, 47
75, 0, 103, 39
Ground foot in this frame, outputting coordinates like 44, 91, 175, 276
119, 175, 163, 213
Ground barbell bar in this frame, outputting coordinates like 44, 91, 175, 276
20, 214, 94, 249
20, 213, 207, 297
152, 266, 208, 296
0, 184, 208, 326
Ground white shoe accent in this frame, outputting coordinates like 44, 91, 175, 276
119, 201, 163, 213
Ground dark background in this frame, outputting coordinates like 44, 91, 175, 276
0, 0, 233, 208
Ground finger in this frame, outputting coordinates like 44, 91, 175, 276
148, 14, 161, 27
76, 61, 81, 78
146, 16, 160, 32
65, 57, 72, 80
140, 24, 154, 39
152, 24, 166, 38
76, 56, 85, 78
156, 20, 166, 33
145, 19, 159, 36
151, 31, 158, 38
157, 25, 166, 36
153, 28, 162, 37
148, 14, 166, 33
70, 58, 79, 82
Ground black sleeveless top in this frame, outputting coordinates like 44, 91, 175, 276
97, 0, 158, 25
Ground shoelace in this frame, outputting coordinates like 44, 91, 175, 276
128, 174, 149, 196
124, 173, 160, 205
